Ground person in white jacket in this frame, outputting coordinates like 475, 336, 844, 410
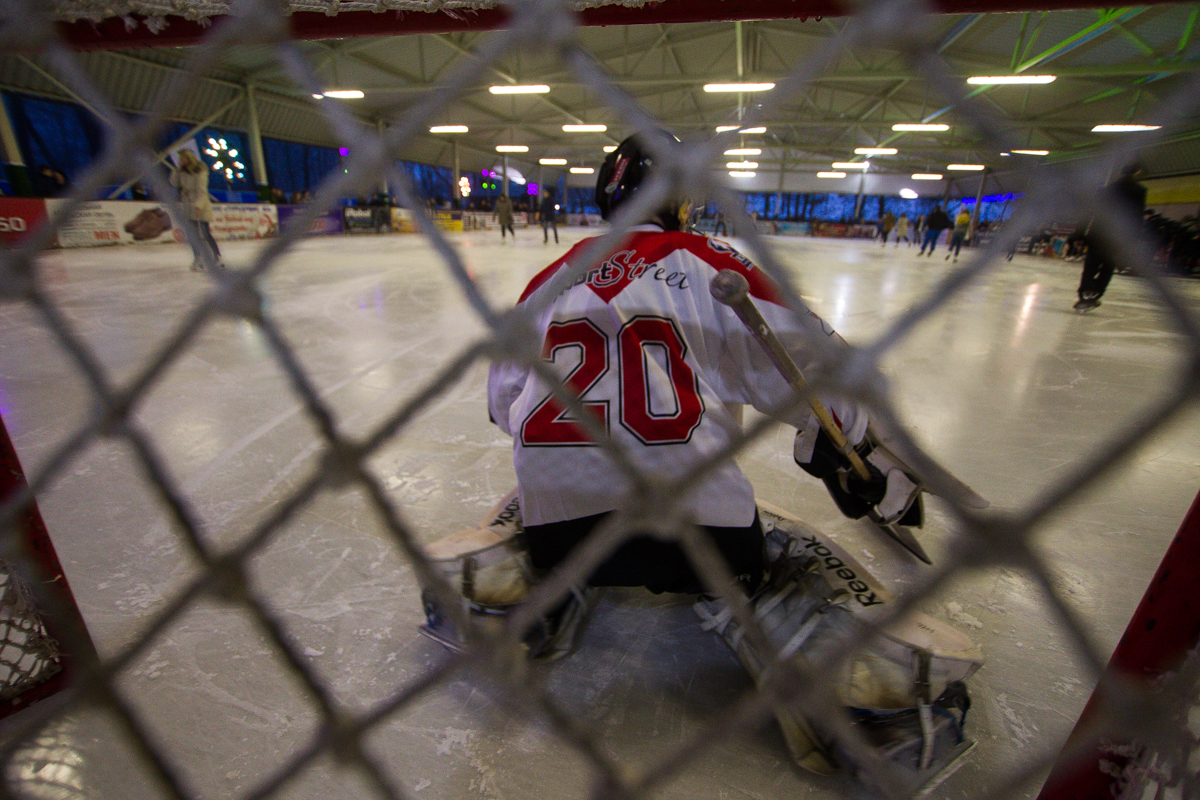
170, 149, 222, 271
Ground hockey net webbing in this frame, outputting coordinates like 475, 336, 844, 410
0, 1, 1198, 798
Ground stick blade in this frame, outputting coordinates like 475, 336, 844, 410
872, 520, 933, 564
869, 424, 990, 510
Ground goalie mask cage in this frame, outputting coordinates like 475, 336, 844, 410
0, 1, 1199, 800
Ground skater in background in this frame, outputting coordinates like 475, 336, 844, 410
494, 193, 516, 242
945, 207, 972, 263
170, 149, 222, 271
539, 188, 559, 245
877, 211, 895, 246
918, 204, 952, 256
1074, 163, 1147, 311
893, 212, 911, 247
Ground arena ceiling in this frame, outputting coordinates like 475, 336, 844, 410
6, 1, 1200, 195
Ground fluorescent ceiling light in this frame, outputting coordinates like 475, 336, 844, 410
832, 162, 869, 170
1092, 124, 1161, 132
1011, 149, 1049, 155
315, 89, 364, 99
539, 158, 568, 165
491, 165, 526, 185
738, 127, 767, 134
947, 164, 985, 170
726, 161, 759, 169
725, 148, 762, 155
603, 145, 617, 152
855, 147, 897, 155
562, 124, 607, 132
496, 145, 529, 152
715, 125, 740, 132
489, 84, 550, 94
429, 125, 468, 133
728, 171, 756, 178
967, 75, 1056, 84
912, 173, 943, 180
570, 167, 595, 174
817, 172, 846, 178
704, 83, 775, 92
899, 188, 919, 199
892, 123, 950, 131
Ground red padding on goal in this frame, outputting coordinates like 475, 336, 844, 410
0, 415, 94, 720
56, 0, 1184, 51
1036, 487, 1200, 800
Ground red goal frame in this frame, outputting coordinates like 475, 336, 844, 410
0, 415, 94, 720
1036, 487, 1200, 799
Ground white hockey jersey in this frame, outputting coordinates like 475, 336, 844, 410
487, 225, 867, 528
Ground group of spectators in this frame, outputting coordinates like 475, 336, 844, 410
1144, 209, 1200, 276
268, 187, 312, 205
30, 165, 68, 197
462, 195, 541, 214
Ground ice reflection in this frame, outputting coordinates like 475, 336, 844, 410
1012, 282, 1041, 344
6, 718, 86, 800
832, 274, 854, 329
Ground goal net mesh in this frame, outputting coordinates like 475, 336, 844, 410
1, 1, 1199, 799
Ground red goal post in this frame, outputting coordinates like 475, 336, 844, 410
54, 0, 1189, 50
1036, 487, 1200, 800
0, 415, 95, 721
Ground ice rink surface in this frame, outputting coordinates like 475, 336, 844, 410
1, 225, 1198, 799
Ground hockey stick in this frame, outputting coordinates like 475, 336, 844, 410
710, 270, 933, 563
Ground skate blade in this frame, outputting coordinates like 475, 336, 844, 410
871, 521, 933, 564
913, 739, 976, 797
417, 624, 468, 655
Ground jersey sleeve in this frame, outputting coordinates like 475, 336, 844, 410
487, 359, 527, 437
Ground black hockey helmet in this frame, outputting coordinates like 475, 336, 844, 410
595, 131, 686, 229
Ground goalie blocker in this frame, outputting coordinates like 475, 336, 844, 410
418, 492, 983, 790
795, 423, 925, 527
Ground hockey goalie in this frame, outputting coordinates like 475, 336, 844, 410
419, 132, 984, 792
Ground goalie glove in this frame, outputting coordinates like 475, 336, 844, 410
794, 427, 924, 528
695, 512, 981, 789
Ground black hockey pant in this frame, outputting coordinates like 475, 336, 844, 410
525, 511, 765, 594
1078, 249, 1114, 299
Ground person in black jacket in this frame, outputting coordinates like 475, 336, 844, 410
1074, 163, 1147, 310
539, 188, 559, 244
918, 205, 952, 256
